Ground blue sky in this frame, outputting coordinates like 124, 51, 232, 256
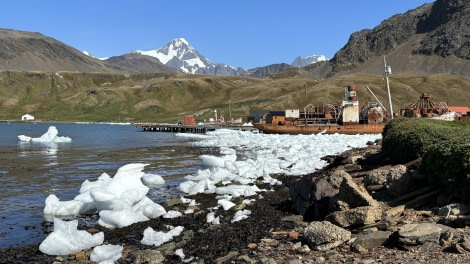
2, 0, 433, 69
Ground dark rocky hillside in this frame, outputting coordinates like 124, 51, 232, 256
307, 0, 470, 79
0, 28, 124, 73
0, 28, 175, 74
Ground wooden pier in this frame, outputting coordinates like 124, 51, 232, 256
135, 123, 257, 133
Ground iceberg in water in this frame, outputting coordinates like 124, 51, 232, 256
18, 126, 72, 143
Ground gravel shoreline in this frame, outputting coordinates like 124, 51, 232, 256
2, 143, 470, 263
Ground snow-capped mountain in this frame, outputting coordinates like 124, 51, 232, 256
290, 55, 328, 68
132, 38, 210, 74
132, 37, 326, 76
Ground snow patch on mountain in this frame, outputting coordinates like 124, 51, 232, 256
131, 37, 328, 75
132, 38, 211, 74
290, 55, 328, 68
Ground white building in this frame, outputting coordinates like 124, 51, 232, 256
21, 114, 35, 121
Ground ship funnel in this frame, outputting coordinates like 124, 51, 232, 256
347, 85, 357, 101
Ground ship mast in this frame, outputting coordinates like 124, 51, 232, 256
384, 56, 394, 119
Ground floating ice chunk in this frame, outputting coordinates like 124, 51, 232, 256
43, 194, 84, 218
91, 189, 128, 211
175, 248, 194, 263
175, 248, 185, 259
211, 167, 237, 183
79, 172, 112, 193
72, 192, 97, 215
206, 212, 215, 223
132, 196, 166, 219
18, 135, 32, 142
224, 160, 239, 174
88, 164, 149, 211
90, 244, 123, 263
179, 197, 199, 205
184, 168, 212, 181
262, 174, 282, 185
243, 199, 256, 205
218, 199, 235, 210
206, 212, 221, 225
163, 210, 182, 218
178, 179, 215, 195
220, 146, 236, 156
105, 163, 149, 197
216, 194, 232, 201
39, 218, 104, 255
215, 184, 262, 197
200, 155, 225, 167
19, 126, 72, 143
141, 226, 184, 246
142, 173, 165, 186
238, 178, 254, 185
231, 209, 252, 223
98, 209, 149, 228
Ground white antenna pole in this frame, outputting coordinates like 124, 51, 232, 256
384, 56, 393, 119
365, 85, 387, 111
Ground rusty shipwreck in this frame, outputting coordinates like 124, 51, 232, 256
251, 85, 390, 135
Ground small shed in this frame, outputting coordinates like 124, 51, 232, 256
184, 116, 196, 126
21, 114, 35, 121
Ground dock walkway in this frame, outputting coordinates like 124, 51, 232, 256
135, 123, 257, 133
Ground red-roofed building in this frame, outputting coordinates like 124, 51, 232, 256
448, 106, 470, 120
448, 106, 470, 114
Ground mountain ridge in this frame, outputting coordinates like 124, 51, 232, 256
3, 0, 470, 79
0, 29, 325, 77
132, 37, 327, 76
305, 0, 470, 79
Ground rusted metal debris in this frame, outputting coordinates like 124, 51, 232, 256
400, 93, 450, 118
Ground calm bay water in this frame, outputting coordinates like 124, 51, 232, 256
0, 122, 206, 248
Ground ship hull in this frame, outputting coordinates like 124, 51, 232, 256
252, 123, 385, 135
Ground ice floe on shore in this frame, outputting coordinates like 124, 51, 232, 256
37, 128, 381, 262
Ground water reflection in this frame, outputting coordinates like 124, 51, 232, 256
18, 141, 59, 166
0, 122, 206, 248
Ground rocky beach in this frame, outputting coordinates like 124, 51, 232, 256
2, 140, 470, 263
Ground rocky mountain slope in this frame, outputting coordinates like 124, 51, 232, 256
308, 0, 470, 79
0, 29, 118, 73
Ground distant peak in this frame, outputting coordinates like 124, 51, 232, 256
172, 38, 189, 47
